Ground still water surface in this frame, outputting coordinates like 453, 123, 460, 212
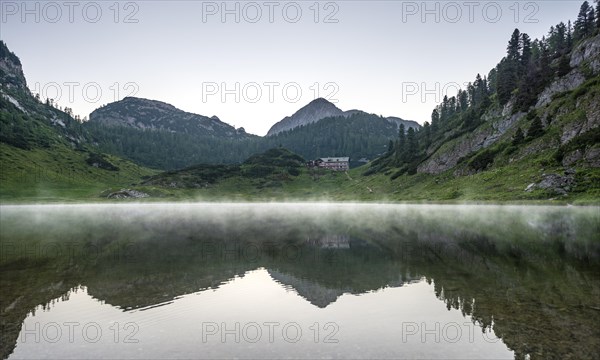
1, 203, 599, 359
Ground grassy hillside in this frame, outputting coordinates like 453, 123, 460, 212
1, 140, 597, 203
78, 143, 597, 204
0, 41, 157, 203
0, 143, 156, 202
124, 147, 345, 201
0, 97, 156, 203
98, 168, 598, 205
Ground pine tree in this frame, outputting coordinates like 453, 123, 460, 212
521, 33, 532, 70
474, 74, 486, 105
422, 122, 431, 148
515, 58, 539, 112
467, 82, 475, 106
567, 20, 574, 50
405, 127, 418, 162
496, 58, 516, 105
387, 140, 394, 155
440, 96, 450, 121
512, 127, 524, 145
537, 40, 553, 90
487, 68, 498, 96
555, 22, 567, 55
575, 1, 592, 40
398, 123, 406, 137
531, 39, 540, 62
507, 29, 522, 62
481, 76, 491, 108
527, 116, 544, 139
496, 30, 525, 105
431, 109, 440, 133
448, 96, 457, 116
547, 25, 556, 52
557, 53, 571, 76
458, 89, 469, 110
395, 124, 406, 164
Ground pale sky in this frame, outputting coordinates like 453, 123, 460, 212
1, 0, 584, 135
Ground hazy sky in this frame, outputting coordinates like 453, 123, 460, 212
1, 0, 584, 135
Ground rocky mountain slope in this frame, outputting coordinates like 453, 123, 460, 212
417, 34, 600, 176
363, 4, 600, 200
266, 97, 420, 136
0, 40, 154, 200
90, 97, 248, 138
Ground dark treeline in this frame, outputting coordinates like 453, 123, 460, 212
367, 0, 600, 177
84, 121, 265, 170
84, 112, 399, 170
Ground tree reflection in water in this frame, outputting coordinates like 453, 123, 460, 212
1, 204, 598, 359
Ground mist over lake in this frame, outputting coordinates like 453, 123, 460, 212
1, 203, 598, 359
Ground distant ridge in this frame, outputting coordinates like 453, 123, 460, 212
89, 97, 248, 138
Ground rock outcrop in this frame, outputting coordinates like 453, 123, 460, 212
0, 41, 27, 91
106, 189, 150, 199
535, 35, 600, 109
535, 70, 586, 108
570, 34, 600, 72
418, 104, 526, 175
525, 171, 576, 196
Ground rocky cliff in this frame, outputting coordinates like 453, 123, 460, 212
0, 41, 27, 91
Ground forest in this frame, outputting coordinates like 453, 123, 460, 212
83, 111, 400, 170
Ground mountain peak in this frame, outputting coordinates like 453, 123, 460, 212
266, 98, 343, 136
309, 97, 335, 105
266, 98, 419, 136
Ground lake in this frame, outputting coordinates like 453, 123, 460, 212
1, 203, 599, 359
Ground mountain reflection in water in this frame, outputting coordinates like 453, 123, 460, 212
1, 203, 598, 359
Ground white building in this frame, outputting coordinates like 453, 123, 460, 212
318, 157, 350, 171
